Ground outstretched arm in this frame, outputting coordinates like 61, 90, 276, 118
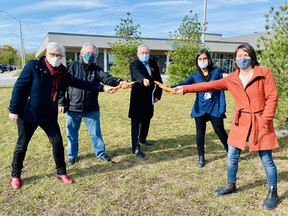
173, 78, 227, 95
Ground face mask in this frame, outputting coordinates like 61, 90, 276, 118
139, 54, 149, 63
198, 61, 208, 69
83, 53, 95, 63
47, 56, 62, 67
236, 58, 252, 69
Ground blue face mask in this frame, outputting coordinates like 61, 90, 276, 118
236, 58, 252, 69
83, 53, 95, 63
139, 54, 149, 63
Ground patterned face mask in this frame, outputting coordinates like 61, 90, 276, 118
236, 58, 252, 69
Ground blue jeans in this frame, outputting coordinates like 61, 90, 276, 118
66, 111, 106, 160
227, 145, 278, 189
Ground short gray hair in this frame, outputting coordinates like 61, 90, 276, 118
137, 44, 150, 53
80, 42, 99, 57
46, 42, 65, 54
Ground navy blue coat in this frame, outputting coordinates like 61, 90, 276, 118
128, 59, 163, 119
172, 67, 226, 118
9, 57, 103, 124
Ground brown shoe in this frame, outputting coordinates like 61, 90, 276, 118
11, 177, 21, 189
57, 174, 74, 184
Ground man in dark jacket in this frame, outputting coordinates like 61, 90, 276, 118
58, 42, 124, 165
8, 42, 108, 189
128, 44, 163, 158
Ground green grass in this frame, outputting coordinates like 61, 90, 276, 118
1, 86, 288, 215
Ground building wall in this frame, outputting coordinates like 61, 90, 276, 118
36, 32, 268, 74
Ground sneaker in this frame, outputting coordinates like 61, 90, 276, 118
100, 155, 111, 162
67, 158, 76, 165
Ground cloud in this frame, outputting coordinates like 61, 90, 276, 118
1, 0, 283, 51
213, 0, 269, 5
137, 0, 191, 7
14, 0, 109, 13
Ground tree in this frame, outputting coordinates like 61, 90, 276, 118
0, 44, 19, 66
256, 1, 288, 127
109, 12, 143, 81
24, 51, 36, 64
114, 12, 141, 41
166, 10, 204, 84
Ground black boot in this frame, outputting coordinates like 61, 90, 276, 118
262, 186, 279, 210
197, 155, 206, 167
214, 183, 236, 196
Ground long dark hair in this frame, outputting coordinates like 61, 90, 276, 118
195, 49, 213, 71
233, 44, 260, 69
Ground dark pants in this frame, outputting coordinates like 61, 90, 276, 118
194, 113, 228, 156
11, 117, 66, 178
131, 118, 151, 152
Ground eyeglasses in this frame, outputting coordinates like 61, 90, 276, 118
49, 53, 63, 58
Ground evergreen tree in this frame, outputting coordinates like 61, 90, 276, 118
109, 12, 142, 81
257, 1, 288, 127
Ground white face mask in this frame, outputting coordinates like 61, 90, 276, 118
198, 60, 208, 69
47, 56, 62, 67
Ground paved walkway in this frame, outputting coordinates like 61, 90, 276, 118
0, 70, 19, 85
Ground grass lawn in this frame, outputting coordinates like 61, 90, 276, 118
0, 86, 288, 215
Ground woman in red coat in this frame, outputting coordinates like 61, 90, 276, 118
174, 44, 279, 210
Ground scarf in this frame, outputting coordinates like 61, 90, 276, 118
45, 58, 68, 101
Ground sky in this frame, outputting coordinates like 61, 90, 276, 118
0, 0, 285, 52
